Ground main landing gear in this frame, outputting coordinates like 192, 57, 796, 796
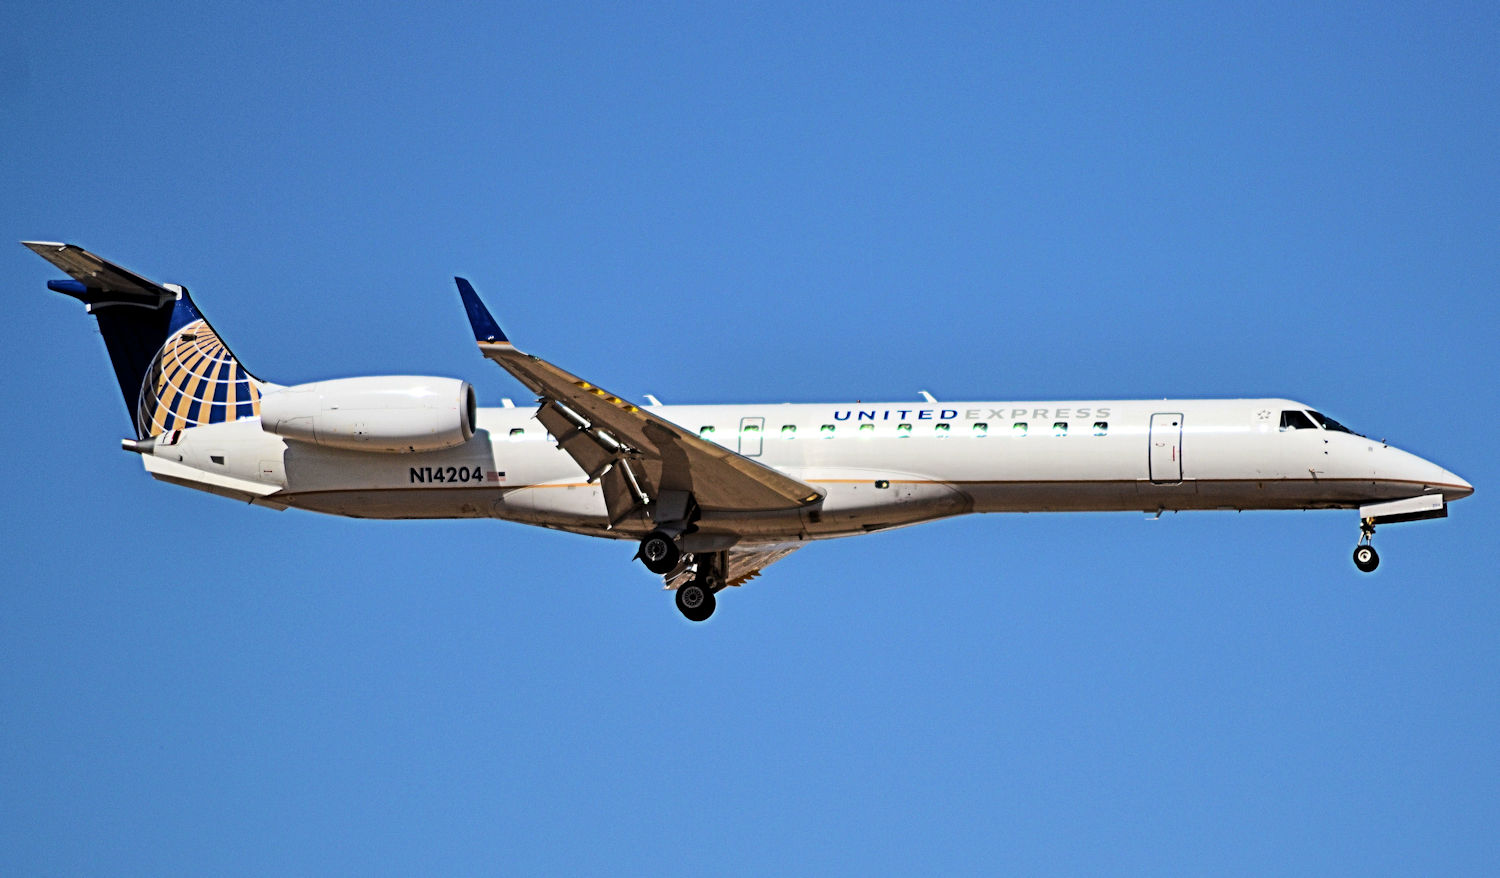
1353, 518, 1380, 573
675, 578, 716, 622
674, 556, 727, 622
637, 530, 680, 575
636, 530, 724, 622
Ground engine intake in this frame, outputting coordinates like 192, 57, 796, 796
260, 376, 477, 453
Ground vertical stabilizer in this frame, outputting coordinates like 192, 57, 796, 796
23, 242, 265, 439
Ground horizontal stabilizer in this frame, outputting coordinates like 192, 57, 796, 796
22, 241, 176, 308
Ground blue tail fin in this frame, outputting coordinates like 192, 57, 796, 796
25, 242, 265, 440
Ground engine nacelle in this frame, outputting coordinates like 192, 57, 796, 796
260, 376, 477, 453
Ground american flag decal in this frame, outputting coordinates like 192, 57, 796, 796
486, 471, 506, 483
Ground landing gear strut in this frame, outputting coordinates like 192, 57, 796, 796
1353, 519, 1380, 573
673, 551, 727, 622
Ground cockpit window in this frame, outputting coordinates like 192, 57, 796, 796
1280, 410, 1317, 431
1307, 410, 1357, 435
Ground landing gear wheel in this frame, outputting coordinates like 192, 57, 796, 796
675, 581, 716, 622
1353, 544, 1380, 573
639, 530, 680, 575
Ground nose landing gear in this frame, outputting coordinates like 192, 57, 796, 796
1353, 519, 1380, 573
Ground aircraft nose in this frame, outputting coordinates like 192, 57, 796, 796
1445, 471, 1474, 501
1385, 445, 1472, 502
1418, 455, 1472, 502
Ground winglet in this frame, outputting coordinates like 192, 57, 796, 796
455, 277, 510, 344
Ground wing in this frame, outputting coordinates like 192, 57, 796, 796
455, 278, 823, 527
664, 543, 804, 590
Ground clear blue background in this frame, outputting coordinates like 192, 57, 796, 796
4, 2, 1496, 874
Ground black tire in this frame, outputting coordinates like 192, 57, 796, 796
675, 581, 716, 622
1353, 544, 1380, 573
639, 531, 680, 575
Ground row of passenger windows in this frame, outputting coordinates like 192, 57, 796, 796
699, 421, 1110, 438
505, 412, 1355, 442
503, 421, 1113, 442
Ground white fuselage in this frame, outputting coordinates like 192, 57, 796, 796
138, 397, 1471, 551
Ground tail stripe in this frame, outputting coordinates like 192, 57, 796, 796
174, 354, 210, 425
210, 359, 232, 421
221, 361, 237, 413
180, 371, 207, 425
161, 356, 190, 389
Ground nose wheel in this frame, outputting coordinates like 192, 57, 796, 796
1353, 519, 1380, 573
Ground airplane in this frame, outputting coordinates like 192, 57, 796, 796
26, 242, 1473, 621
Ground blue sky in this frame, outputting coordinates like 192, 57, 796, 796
4, 2, 1497, 874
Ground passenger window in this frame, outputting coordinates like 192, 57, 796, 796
742, 423, 760, 434
781, 424, 796, 438
897, 422, 912, 437
699, 426, 716, 439
1092, 421, 1108, 436
858, 423, 874, 435
820, 424, 835, 438
509, 428, 525, 441
935, 422, 950, 436
973, 422, 988, 437
1280, 410, 1316, 431
1052, 421, 1068, 437
1013, 422, 1028, 436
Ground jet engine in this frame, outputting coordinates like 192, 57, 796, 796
260, 376, 477, 453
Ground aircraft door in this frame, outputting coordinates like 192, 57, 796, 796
1149, 412, 1183, 484
738, 416, 764, 457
